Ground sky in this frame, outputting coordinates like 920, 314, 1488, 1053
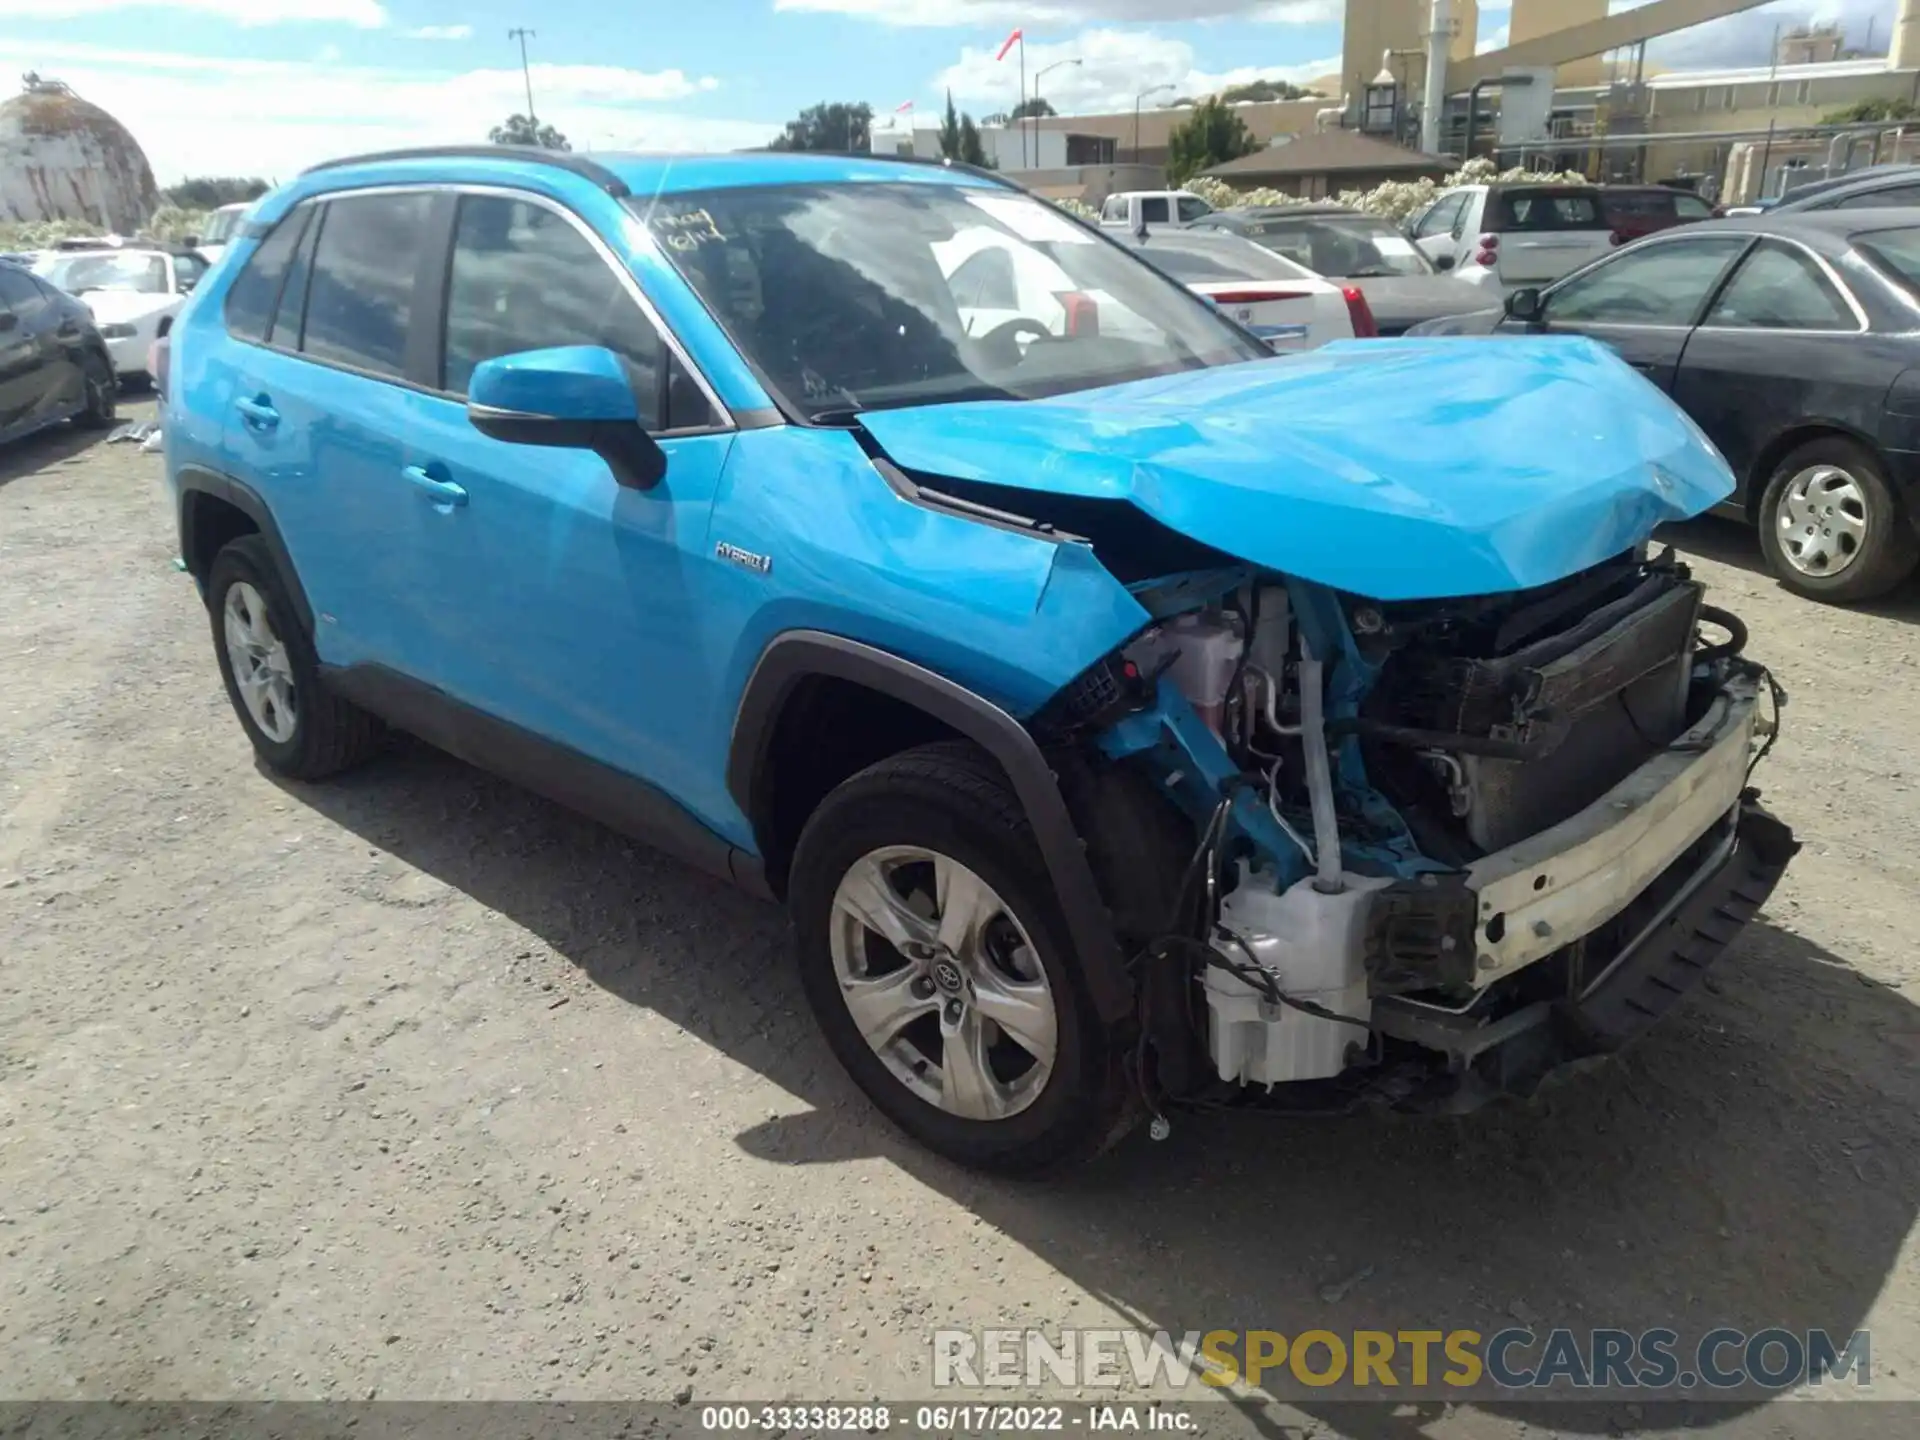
0, 0, 1902, 185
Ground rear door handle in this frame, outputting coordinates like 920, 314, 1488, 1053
235, 395, 279, 430
402, 463, 467, 508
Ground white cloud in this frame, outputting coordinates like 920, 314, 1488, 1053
1642, 0, 1895, 68
0, 39, 770, 184
0, 0, 389, 24
936, 27, 1337, 114
404, 24, 473, 41
776, 0, 1341, 25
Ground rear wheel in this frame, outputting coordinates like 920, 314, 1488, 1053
788, 742, 1135, 1174
207, 535, 382, 780
74, 351, 116, 429
1756, 437, 1918, 603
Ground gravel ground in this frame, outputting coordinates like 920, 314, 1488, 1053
2, 406, 1916, 1437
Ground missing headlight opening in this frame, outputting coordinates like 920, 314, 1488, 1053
1053, 547, 1799, 1122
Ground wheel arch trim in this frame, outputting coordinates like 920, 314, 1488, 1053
175, 465, 314, 637
727, 631, 1132, 1021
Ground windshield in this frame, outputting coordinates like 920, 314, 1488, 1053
1242, 214, 1432, 277
33, 251, 168, 295
634, 181, 1267, 420
200, 207, 246, 244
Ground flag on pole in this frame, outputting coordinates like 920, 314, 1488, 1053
894, 99, 915, 112
995, 28, 1023, 62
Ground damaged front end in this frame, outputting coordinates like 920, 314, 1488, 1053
1034, 547, 1799, 1117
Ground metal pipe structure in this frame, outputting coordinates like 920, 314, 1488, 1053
1421, 0, 1453, 156
1296, 639, 1345, 896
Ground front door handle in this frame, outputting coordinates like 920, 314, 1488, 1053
402, 463, 467, 508
235, 395, 279, 430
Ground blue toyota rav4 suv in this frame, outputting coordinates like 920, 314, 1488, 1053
164, 147, 1797, 1174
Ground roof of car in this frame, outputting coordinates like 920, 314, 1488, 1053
1623, 207, 1920, 253
297, 145, 1009, 200
1772, 163, 1920, 209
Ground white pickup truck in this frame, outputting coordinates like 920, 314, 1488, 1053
1097, 190, 1216, 230
1406, 182, 1619, 290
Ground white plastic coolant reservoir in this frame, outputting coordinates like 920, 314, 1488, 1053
1127, 612, 1244, 734
1206, 870, 1390, 1087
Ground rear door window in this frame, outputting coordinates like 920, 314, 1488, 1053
300, 191, 434, 380
1176, 195, 1213, 223
223, 206, 312, 344
1496, 190, 1605, 230
1704, 240, 1856, 329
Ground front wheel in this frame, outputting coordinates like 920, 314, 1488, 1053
788, 742, 1135, 1175
1756, 437, 1919, 603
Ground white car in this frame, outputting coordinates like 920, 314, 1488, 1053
32, 245, 207, 386
191, 201, 253, 266
1125, 228, 1374, 351
1405, 182, 1619, 291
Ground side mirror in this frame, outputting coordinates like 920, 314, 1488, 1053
0, 312, 16, 334
1504, 287, 1544, 324
183, 235, 199, 247
177, 276, 197, 294
466, 345, 667, 490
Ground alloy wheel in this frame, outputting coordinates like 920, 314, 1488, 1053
828, 845, 1058, 1121
222, 581, 298, 743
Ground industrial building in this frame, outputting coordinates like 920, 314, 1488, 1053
873, 0, 1920, 207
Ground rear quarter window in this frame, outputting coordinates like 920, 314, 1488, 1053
1496, 190, 1605, 230
223, 206, 313, 343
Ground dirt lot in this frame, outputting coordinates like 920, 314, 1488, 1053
2, 406, 1916, 1437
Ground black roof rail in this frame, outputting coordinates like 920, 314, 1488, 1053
300, 145, 631, 198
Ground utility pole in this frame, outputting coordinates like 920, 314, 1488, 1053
509, 27, 538, 130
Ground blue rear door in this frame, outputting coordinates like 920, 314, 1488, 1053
219, 190, 444, 672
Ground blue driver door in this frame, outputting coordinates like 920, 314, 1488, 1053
401, 192, 736, 816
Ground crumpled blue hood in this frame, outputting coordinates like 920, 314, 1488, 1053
857, 336, 1734, 600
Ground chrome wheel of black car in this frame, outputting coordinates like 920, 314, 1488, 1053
1758, 436, 1919, 604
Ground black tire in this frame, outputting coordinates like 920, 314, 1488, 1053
74, 351, 116, 429
1756, 436, 1919, 603
207, 535, 382, 781
788, 741, 1136, 1175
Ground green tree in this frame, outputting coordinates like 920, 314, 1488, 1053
958, 114, 990, 167
490, 114, 571, 150
1009, 96, 1056, 120
768, 101, 873, 152
1166, 95, 1259, 184
1820, 97, 1920, 124
160, 177, 271, 209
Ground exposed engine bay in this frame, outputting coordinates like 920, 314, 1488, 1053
1038, 546, 1799, 1116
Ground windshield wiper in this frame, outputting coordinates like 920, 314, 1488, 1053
808, 406, 866, 427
